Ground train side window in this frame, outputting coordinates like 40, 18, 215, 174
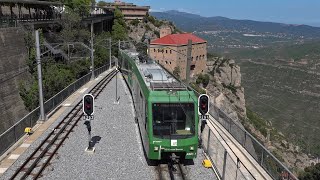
145, 103, 148, 130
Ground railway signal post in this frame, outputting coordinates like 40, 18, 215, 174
198, 94, 210, 148
83, 94, 95, 153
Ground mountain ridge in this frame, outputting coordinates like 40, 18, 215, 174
151, 10, 320, 38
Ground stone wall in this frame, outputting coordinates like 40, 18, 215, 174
150, 42, 207, 79
0, 27, 30, 134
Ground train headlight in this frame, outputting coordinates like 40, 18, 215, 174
190, 146, 194, 151
154, 146, 159, 151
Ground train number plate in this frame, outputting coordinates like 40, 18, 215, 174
83, 115, 94, 120
199, 115, 209, 120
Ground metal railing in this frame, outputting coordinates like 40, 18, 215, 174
0, 15, 61, 28
153, 60, 296, 179
189, 86, 297, 180
201, 124, 255, 179
207, 102, 298, 180
0, 63, 114, 157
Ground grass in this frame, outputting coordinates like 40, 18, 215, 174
246, 109, 269, 137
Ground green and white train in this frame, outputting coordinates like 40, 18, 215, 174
119, 49, 199, 161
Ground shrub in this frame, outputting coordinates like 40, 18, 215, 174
130, 19, 140, 26
299, 163, 320, 180
145, 24, 152, 31
154, 30, 160, 38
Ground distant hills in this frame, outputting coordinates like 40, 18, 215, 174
151, 10, 320, 39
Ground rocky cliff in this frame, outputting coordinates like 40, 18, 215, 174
205, 57, 246, 122
0, 27, 30, 134
126, 18, 178, 43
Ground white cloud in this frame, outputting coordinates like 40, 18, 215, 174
150, 7, 166, 12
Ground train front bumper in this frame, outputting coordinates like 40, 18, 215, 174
149, 139, 198, 160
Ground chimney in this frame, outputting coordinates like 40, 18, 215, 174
160, 27, 172, 38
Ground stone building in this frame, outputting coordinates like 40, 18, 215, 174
149, 32, 207, 79
100, 0, 150, 20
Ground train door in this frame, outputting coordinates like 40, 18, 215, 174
143, 101, 149, 153
132, 75, 138, 106
138, 89, 149, 154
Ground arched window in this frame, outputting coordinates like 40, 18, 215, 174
170, 50, 172, 54
196, 56, 198, 60
154, 49, 156, 52
166, 50, 168, 53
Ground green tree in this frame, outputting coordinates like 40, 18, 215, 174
112, 22, 127, 41
94, 31, 112, 67
130, 19, 140, 26
196, 74, 204, 84
97, 0, 107, 7
42, 63, 75, 99
299, 163, 320, 180
111, 8, 127, 41
19, 81, 39, 111
202, 74, 210, 87
196, 74, 210, 88
173, 66, 181, 79
60, 9, 90, 43
64, 0, 92, 14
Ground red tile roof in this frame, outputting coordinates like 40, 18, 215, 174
150, 33, 206, 46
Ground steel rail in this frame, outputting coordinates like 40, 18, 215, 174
9, 69, 117, 180
157, 162, 187, 180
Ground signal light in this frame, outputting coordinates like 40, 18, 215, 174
83, 94, 94, 116
198, 94, 209, 115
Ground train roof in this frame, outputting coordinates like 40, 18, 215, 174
123, 50, 187, 91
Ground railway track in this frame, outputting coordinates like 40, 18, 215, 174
9, 69, 118, 180
157, 161, 188, 180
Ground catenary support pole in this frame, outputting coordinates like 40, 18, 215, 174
35, 30, 46, 122
186, 39, 192, 85
109, 38, 112, 69
90, 20, 95, 80
113, 40, 120, 105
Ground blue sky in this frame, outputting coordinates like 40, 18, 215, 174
122, 0, 320, 27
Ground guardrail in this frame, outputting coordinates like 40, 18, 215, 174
190, 87, 297, 180
0, 63, 114, 157
0, 15, 60, 28
202, 123, 255, 179
208, 103, 297, 180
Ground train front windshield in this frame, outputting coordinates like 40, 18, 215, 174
152, 103, 195, 139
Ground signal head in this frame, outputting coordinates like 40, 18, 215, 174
198, 94, 209, 115
83, 94, 94, 116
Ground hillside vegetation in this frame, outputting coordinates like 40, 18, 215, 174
19, 6, 128, 111
228, 41, 320, 64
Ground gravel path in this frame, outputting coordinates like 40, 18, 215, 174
184, 148, 218, 180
